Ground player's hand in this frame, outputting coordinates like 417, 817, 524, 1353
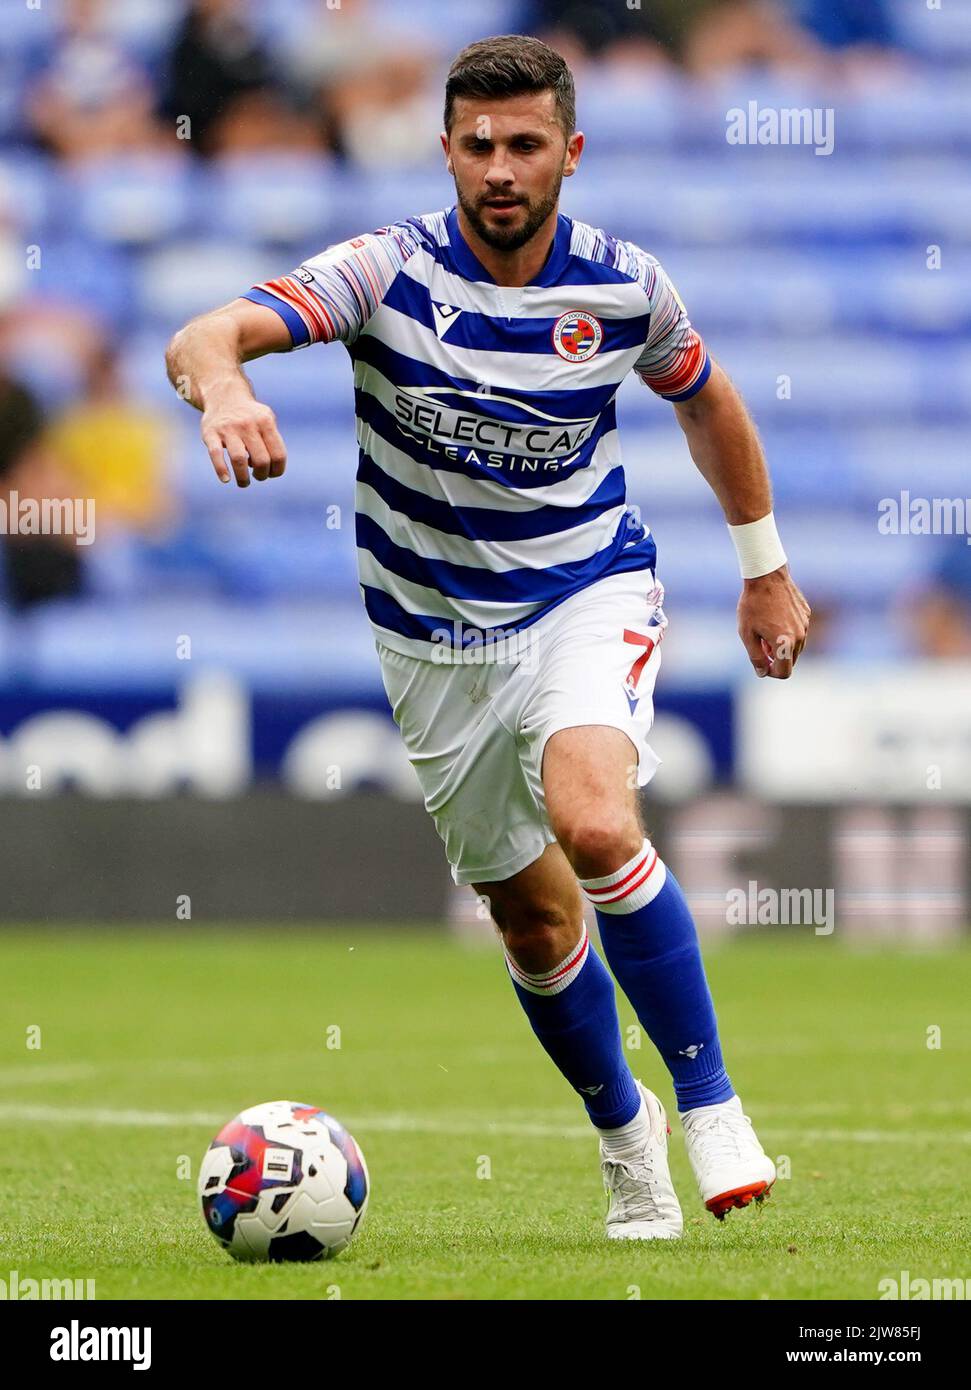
200, 390, 287, 487
737, 567, 810, 679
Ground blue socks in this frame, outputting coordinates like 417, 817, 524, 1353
579, 838, 734, 1113
504, 924, 641, 1129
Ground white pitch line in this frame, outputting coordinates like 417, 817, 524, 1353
0, 1064, 100, 1088
0, 1103, 968, 1144
0, 1104, 226, 1128
5, 1063, 969, 1122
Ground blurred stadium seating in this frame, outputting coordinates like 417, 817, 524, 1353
0, 0, 969, 690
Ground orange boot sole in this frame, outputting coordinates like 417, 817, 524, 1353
706, 1179, 774, 1221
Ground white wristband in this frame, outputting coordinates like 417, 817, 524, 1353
727, 512, 787, 579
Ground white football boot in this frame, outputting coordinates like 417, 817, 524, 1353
681, 1095, 776, 1220
600, 1082, 683, 1240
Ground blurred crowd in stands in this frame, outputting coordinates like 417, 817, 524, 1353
1, 0, 970, 673
16, 0, 909, 168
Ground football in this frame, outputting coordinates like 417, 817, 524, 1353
198, 1100, 369, 1261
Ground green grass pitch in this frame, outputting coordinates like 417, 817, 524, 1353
0, 927, 967, 1300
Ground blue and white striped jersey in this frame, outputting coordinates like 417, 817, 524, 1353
244, 206, 710, 663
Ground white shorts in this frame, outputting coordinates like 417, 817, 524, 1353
376, 567, 668, 886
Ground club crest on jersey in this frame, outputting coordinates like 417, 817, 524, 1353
552, 310, 603, 362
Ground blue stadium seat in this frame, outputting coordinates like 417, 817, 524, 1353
15, 596, 380, 692
246, 343, 356, 424
367, 0, 520, 50
201, 155, 343, 248
566, 158, 971, 250
137, 239, 275, 329
0, 153, 61, 236
22, 236, 136, 329
697, 336, 961, 421
889, 0, 971, 61
573, 78, 682, 153
648, 511, 935, 606
69, 155, 197, 247
671, 249, 971, 338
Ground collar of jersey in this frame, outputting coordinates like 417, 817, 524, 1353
445, 206, 572, 288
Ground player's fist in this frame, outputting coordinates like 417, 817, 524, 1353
200, 393, 287, 487
737, 567, 811, 679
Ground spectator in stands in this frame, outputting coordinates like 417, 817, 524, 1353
792, 0, 897, 53
0, 174, 27, 311
517, 0, 822, 74
517, 0, 674, 66
0, 374, 84, 607
48, 344, 174, 537
683, 1, 827, 76
283, 0, 436, 166
0, 301, 106, 415
913, 541, 971, 659
26, 0, 166, 161
788, 0, 909, 84
161, 0, 325, 156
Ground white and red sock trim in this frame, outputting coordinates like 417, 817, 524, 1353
505, 924, 589, 996
579, 837, 667, 914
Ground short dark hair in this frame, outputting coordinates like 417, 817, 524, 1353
444, 34, 576, 138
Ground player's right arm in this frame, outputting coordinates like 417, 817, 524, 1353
166, 224, 423, 488
165, 298, 291, 487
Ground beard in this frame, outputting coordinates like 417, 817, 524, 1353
456, 174, 563, 252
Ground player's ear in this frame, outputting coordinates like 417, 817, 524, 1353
563, 130, 584, 177
440, 131, 453, 173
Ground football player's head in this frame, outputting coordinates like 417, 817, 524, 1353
442, 35, 583, 252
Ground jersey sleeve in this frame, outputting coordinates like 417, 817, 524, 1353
242, 224, 421, 350
633, 257, 711, 402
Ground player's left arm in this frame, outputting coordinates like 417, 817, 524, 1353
634, 259, 810, 679
672, 362, 810, 679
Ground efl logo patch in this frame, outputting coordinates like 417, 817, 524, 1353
552, 310, 603, 362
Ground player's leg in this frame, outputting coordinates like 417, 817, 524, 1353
544, 723, 734, 1110
471, 841, 644, 1136
472, 841, 682, 1240
378, 641, 641, 1138
543, 723, 776, 1217
376, 639, 681, 1236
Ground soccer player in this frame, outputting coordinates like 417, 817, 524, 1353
166, 35, 810, 1240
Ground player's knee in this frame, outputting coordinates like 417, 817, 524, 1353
495, 899, 573, 960
557, 816, 642, 879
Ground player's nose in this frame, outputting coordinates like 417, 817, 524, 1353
484, 161, 515, 188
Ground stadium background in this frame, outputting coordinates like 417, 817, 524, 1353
0, 0, 968, 934
0, 0, 969, 1307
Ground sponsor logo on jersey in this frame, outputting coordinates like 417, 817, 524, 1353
392, 387, 597, 459
552, 310, 604, 362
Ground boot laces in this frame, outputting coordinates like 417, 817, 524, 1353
687, 1107, 756, 1166
603, 1150, 666, 1222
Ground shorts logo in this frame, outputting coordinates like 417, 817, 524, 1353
552, 310, 603, 362
622, 627, 661, 713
